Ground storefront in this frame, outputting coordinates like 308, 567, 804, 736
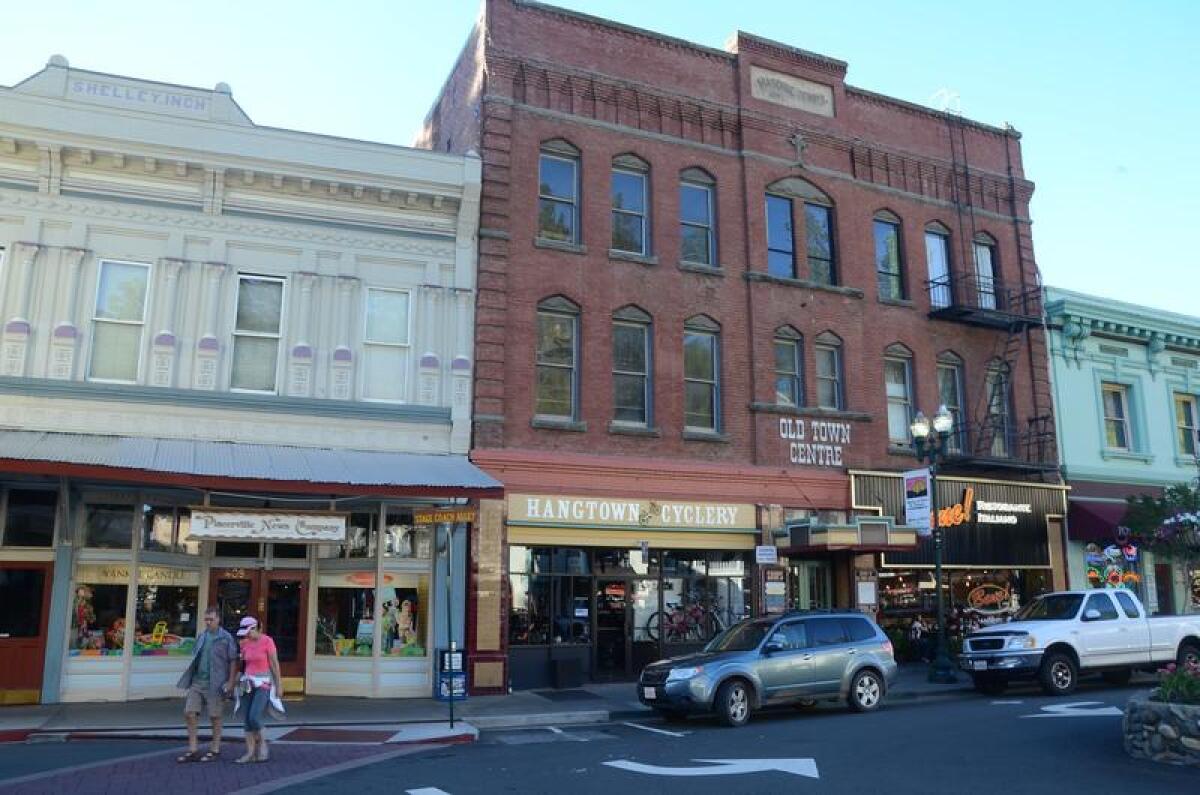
850, 471, 1068, 658
502, 494, 758, 690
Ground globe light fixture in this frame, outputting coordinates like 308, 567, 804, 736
909, 411, 931, 441
932, 404, 954, 436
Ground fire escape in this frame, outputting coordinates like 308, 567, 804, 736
925, 117, 1057, 474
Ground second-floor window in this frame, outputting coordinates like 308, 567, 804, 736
766, 194, 795, 278
874, 214, 905, 300
538, 142, 580, 244
612, 308, 651, 425
985, 361, 1013, 457
815, 332, 843, 410
773, 329, 802, 407
937, 353, 965, 453
89, 259, 150, 383
973, 235, 998, 310
611, 156, 649, 255
535, 298, 579, 419
1101, 382, 1132, 450
684, 318, 720, 432
679, 169, 715, 266
362, 288, 411, 402
884, 345, 914, 444
231, 274, 285, 393
1176, 393, 1198, 457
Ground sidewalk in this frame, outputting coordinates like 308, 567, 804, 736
0, 664, 981, 744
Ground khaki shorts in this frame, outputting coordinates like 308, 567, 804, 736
184, 684, 225, 719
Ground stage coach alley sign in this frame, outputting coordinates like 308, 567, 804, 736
778, 417, 852, 468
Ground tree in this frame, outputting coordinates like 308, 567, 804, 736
1122, 483, 1200, 578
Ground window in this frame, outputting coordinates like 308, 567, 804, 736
0, 568, 45, 638
2, 488, 56, 547
804, 203, 835, 285
815, 332, 843, 410
538, 142, 579, 243
140, 507, 199, 555
611, 155, 649, 255
535, 297, 579, 419
1114, 591, 1141, 619
842, 617, 876, 642
684, 317, 720, 432
231, 275, 284, 392
1102, 383, 1131, 450
884, 345, 914, 444
508, 546, 592, 646
985, 361, 1013, 457
1175, 393, 1198, 456
773, 328, 802, 407
319, 511, 377, 559
612, 307, 651, 425
806, 617, 849, 646
766, 195, 795, 278
777, 621, 808, 650
315, 571, 428, 657
973, 235, 998, 309
89, 260, 150, 382
382, 508, 434, 559
70, 565, 129, 656
1083, 592, 1118, 621
937, 353, 965, 453
679, 169, 715, 266
874, 214, 905, 300
85, 504, 134, 550
925, 225, 952, 309
133, 567, 199, 656
363, 288, 411, 402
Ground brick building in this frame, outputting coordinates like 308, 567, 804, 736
422, 0, 1066, 691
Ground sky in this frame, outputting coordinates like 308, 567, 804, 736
1, 1, 1196, 316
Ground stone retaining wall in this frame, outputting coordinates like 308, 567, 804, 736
1124, 695, 1200, 767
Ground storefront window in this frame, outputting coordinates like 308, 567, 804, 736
1082, 542, 1143, 594
2, 488, 56, 547
133, 567, 199, 656
315, 572, 428, 657
1190, 567, 1200, 611
318, 511, 378, 559
71, 564, 129, 656
383, 509, 432, 559
140, 507, 200, 555
85, 504, 134, 549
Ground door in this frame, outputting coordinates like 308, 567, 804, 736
1078, 592, 1124, 667
1154, 564, 1176, 615
0, 563, 52, 704
210, 568, 309, 687
1112, 590, 1151, 665
594, 578, 629, 680
790, 561, 832, 611
802, 617, 852, 696
758, 621, 813, 702
973, 240, 997, 309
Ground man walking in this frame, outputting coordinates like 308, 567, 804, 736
176, 607, 238, 762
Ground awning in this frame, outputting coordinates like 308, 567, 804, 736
783, 517, 919, 553
1067, 499, 1128, 543
0, 430, 502, 497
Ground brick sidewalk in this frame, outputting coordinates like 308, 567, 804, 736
1, 741, 429, 795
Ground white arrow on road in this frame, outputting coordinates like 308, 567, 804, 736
1020, 701, 1123, 718
603, 758, 819, 778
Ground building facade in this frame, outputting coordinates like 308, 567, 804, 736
1045, 287, 1200, 615
0, 57, 499, 705
422, 0, 1065, 691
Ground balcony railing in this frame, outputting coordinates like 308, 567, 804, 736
941, 414, 1058, 471
927, 274, 1043, 328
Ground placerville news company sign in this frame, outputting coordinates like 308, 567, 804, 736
778, 418, 852, 467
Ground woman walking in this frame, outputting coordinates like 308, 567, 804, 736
234, 616, 284, 763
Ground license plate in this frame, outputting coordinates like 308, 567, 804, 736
972, 661, 987, 671
643, 687, 657, 700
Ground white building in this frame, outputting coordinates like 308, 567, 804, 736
0, 57, 497, 704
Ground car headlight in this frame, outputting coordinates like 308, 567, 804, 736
1006, 635, 1036, 650
666, 666, 704, 681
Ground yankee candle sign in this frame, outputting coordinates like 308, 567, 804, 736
778, 417, 852, 467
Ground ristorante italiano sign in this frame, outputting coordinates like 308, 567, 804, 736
508, 494, 756, 532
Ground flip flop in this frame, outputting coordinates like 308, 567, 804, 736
176, 750, 201, 763
199, 750, 221, 763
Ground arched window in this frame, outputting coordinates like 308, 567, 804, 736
535, 296, 580, 420
684, 315, 721, 432
973, 233, 999, 310
814, 331, 843, 410
612, 305, 652, 426
874, 210, 905, 300
773, 326, 803, 407
680, 167, 716, 266
925, 222, 952, 309
984, 359, 1012, 457
884, 343, 914, 444
764, 177, 837, 285
612, 154, 650, 256
936, 351, 965, 452
538, 139, 580, 244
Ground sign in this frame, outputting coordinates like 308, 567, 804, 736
750, 65, 835, 118
189, 509, 347, 542
413, 508, 477, 525
966, 584, 1013, 615
69, 78, 212, 117
604, 758, 819, 779
778, 418, 851, 468
975, 497, 1033, 526
935, 487, 975, 529
755, 545, 778, 565
440, 649, 465, 673
904, 468, 932, 535
76, 564, 198, 586
857, 580, 877, 606
508, 495, 756, 531
763, 568, 787, 615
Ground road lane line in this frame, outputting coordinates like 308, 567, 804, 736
991, 700, 1024, 705
407, 789, 453, 795
622, 721, 687, 737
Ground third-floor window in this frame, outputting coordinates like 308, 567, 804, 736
362, 288, 411, 402
679, 168, 716, 266
874, 212, 905, 300
1101, 382, 1132, 450
89, 259, 150, 383
1176, 392, 1198, 457
538, 140, 580, 244
766, 194, 795, 278
535, 297, 579, 420
611, 155, 649, 255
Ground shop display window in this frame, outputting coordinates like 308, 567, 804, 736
2, 488, 56, 547
315, 572, 428, 657
141, 507, 200, 555
70, 566, 128, 656
1082, 542, 1142, 593
1190, 567, 1200, 611
85, 504, 134, 549
133, 567, 199, 656
319, 512, 377, 559
383, 510, 432, 559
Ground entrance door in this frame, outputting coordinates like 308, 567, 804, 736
0, 563, 52, 704
790, 561, 832, 610
210, 568, 309, 688
594, 578, 629, 680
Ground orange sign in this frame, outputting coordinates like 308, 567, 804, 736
934, 487, 974, 529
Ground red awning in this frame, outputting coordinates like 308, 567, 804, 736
1067, 499, 1128, 543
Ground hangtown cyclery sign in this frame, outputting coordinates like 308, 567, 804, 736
778, 417, 852, 467
508, 494, 756, 531
189, 509, 347, 542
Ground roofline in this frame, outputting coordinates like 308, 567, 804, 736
845, 85, 1020, 138
1045, 286, 1200, 328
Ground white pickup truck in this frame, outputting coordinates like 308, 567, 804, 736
958, 590, 1200, 696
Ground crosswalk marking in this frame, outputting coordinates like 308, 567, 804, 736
622, 721, 687, 737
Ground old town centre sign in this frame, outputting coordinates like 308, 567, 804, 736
778, 417, 852, 467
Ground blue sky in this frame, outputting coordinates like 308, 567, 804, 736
2, 1, 1196, 315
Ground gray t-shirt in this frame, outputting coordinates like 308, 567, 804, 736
193, 629, 217, 685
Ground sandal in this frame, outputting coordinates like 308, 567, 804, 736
176, 750, 202, 763
199, 750, 221, 763
234, 752, 256, 764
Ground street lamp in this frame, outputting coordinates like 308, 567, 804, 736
910, 404, 958, 684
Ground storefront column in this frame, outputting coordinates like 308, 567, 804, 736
41, 541, 75, 704
469, 499, 506, 694
432, 522, 467, 655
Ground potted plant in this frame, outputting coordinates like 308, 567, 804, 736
1124, 654, 1200, 766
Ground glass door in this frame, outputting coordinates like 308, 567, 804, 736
789, 561, 832, 610
0, 564, 51, 704
210, 568, 309, 685
593, 578, 629, 680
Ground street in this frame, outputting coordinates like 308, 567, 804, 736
1, 682, 1195, 794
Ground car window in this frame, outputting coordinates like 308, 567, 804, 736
706, 619, 772, 652
1013, 593, 1083, 621
806, 618, 848, 646
842, 618, 875, 642
780, 622, 808, 649
1083, 593, 1119, 621
1113, 591, 1141, 619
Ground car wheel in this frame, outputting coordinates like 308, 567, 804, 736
715, 679, 751, 727
1101, 669, 1132, 687
972, 675, 1007, 696
656, 709, 687, 723
1039, 651, 1078, 696
1178, 642, 1200, 670
848, 669, 884, 712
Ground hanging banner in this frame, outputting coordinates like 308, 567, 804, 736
188, 509, 346, 542
904, 468, 932, 536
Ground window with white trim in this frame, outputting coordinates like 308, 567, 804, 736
89, 259, 151, 383
815, 332, 843, 410
230, 274, 285, 393
1176, 393, 1198, 457
535, 297, 579, 419
612, 307, 652, 426
684, 317, 720, 432
773, 328, 803, 407
538, 141, 580, 244
937, 353, 965, 453
884, 345, 914, 444
1100, 382, 1132, 450
679, 169, 715, 266
611, 156, 649, 255
363, 287, 411, 402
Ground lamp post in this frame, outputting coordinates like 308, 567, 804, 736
910, 404, 959, 684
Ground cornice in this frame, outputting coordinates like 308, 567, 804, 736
732, 32, 847, 78
1045, 288, 1200, 351
844, 86, 1019, 140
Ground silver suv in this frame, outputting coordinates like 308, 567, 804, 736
637, 611, 898, 727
